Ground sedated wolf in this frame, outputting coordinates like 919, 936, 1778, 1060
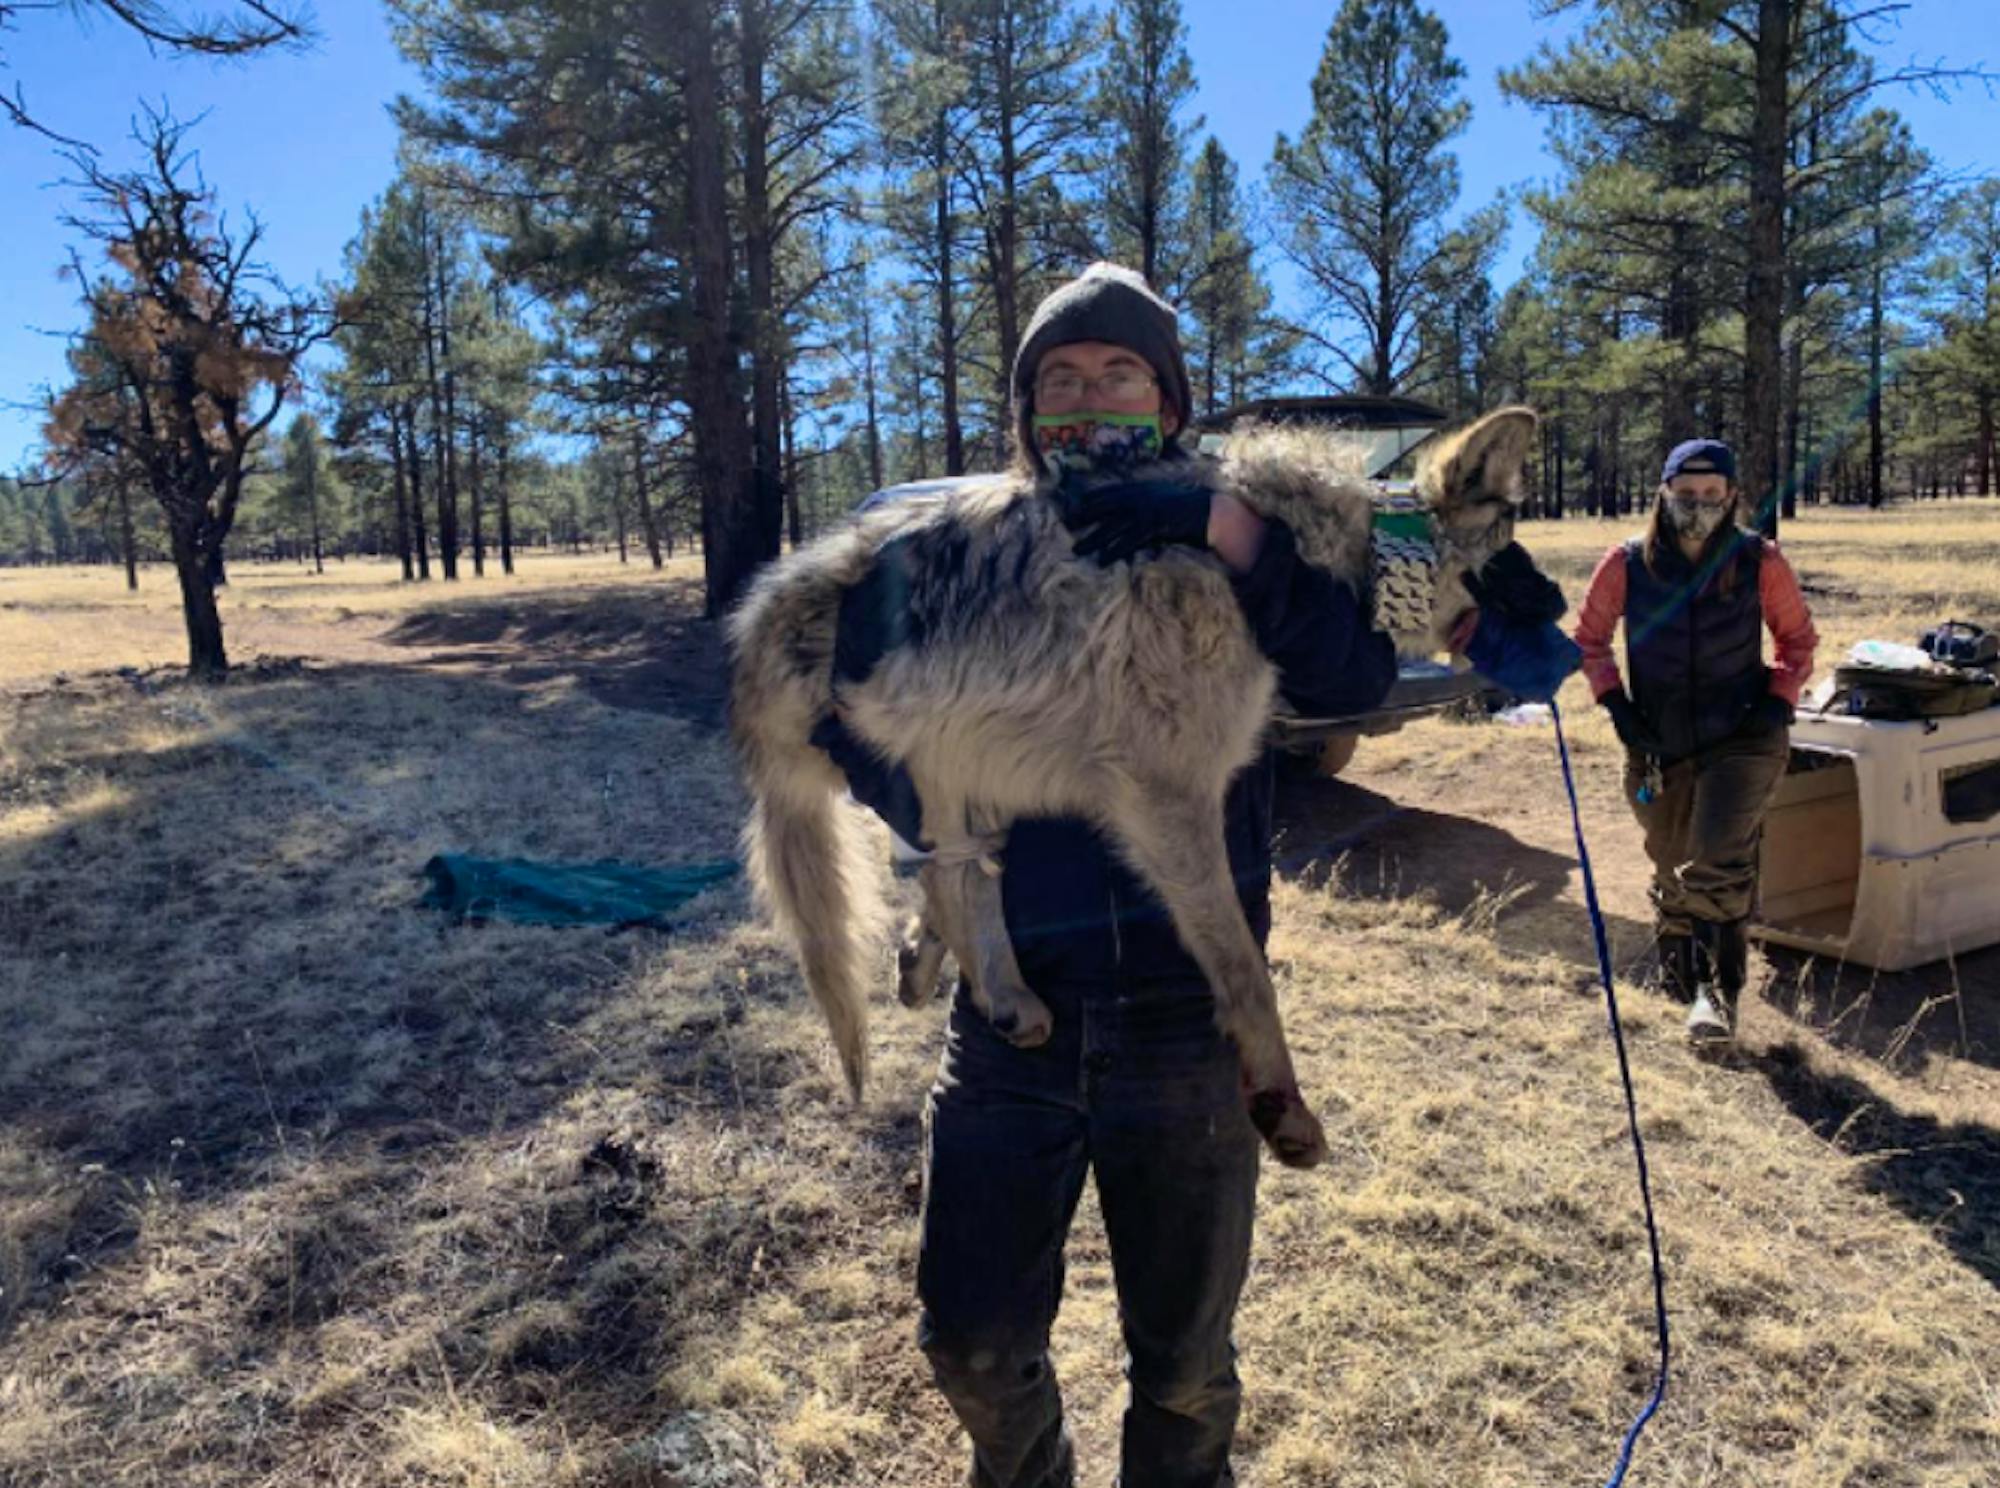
728, 406, 1537, 1168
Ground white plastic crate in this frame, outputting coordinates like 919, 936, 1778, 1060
1754, 704, 2000, 971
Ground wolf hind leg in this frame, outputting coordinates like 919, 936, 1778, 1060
1104, 782, 1326, 1170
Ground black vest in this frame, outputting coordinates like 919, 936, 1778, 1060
1623, 533, 1767, 760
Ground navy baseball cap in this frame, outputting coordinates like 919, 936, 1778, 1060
1662, 438, 1735, 483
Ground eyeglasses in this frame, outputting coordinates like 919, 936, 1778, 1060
1033, 367, 1159, 407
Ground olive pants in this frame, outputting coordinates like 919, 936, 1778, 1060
1624, 725, 1790, 935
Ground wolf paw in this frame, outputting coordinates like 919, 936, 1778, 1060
895, 921, 949, 1008
986, 991, 1054, 1049
1249, 1087, 1327, 1170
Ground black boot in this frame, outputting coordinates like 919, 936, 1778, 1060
1656, 933, 1697, 1004
1713, 917, 1750, 1022
1686, 919, 1734, 1046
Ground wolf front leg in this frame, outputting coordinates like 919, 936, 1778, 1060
1105, 783, 1327, 1170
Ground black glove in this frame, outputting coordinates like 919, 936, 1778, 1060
1463, 541, 1567, 624
809, 714, 930, 849
1741, 693, 1795, 736
1058, 479, 1213, 566
1602, 691, 1663, 755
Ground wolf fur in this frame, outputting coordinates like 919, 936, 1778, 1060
728, 407, 1538, 1167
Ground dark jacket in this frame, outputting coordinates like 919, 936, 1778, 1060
835, 512, 1398, 992
1623, 533, 1767, 761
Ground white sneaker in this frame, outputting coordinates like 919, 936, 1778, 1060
1686, 991, 1733, 1047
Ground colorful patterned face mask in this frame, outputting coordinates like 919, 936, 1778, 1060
1031, 411, 1165, 476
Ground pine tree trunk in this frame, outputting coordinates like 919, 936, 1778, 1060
439, 255, 463, 579
468, 414, 485, 577
631, 430, 664, 569
1544, 418, 1560, 516
740, 0, 787, 562
1867, 254, 1886, 510
422, 237, 459, 580
991, 30, 1022, 456
1801, 405, 1818, 504
664, 0, 760, 617
1660, 103, 1703, 439
1978, 391, 1995, 496
861, 293, 884, 493
307, 446, 324, 575
781, 377, 804, 546
498, 427, 516, 575
1782, 327, 1804, 519
406, 410, 432, 580
390, 408, 415, 580
1742, 0, 1790, 538
118, 483, 138, 591
934, 93, 966, 476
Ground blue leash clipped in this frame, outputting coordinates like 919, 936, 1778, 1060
1550, 698, 1671, 1487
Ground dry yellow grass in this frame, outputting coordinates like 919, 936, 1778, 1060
0, 548, 705, 685
2, 509, 1998, 1487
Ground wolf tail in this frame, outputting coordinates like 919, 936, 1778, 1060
741, 762, 881, 1099
729, 560, 884, 1101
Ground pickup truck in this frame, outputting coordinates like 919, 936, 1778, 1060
854, 393, 1494, 777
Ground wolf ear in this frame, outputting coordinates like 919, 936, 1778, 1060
1421, 406, 1538, 511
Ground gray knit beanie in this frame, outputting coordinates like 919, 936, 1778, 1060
1012, 262, 1193, 459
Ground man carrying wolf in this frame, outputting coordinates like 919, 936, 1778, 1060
812, 262, 1561, 1487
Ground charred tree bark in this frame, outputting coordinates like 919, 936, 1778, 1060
171, 523, 227, 679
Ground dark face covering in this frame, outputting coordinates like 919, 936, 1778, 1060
1663, 491, 1730, 544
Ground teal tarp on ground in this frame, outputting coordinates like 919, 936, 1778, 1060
420, 855, 739, 930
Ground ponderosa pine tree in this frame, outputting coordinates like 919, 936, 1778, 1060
1270, 0, 1498, 395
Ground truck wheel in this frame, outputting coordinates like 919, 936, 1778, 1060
1317, 734, 1360, 777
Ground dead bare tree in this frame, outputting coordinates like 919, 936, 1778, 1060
42, 109, 330, 677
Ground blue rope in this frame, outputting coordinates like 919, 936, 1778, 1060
1549, 697, 1671, 1487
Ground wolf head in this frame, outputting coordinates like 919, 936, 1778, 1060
1413, 406, 1538, 654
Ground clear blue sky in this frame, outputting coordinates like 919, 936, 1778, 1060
2, 0, 1993, 470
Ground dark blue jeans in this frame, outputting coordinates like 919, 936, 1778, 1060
917, 975, 1261, 1488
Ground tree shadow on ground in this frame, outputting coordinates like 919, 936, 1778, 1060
381, 580, 729, 730
0, 643, 806, 1412
1273, 768, 1658, 977
1757, 943, 2000, 1078
1757, 1040, 2000, 1292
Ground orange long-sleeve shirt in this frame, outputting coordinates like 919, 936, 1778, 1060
1572, 538, 1818, 706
